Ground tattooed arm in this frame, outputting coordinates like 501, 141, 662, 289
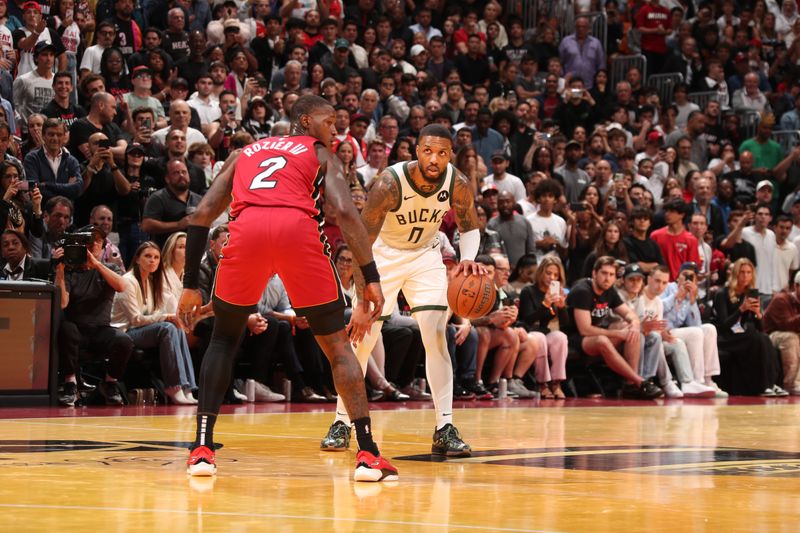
451, 170, 487, 277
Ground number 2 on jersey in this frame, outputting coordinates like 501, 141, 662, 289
249, 156, 288, 190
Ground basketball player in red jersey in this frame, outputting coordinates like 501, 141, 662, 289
178, 95, 398, 482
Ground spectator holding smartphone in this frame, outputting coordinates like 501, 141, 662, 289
0, 160, 43, 239
74, 132, 131, 226
711, 258, 787, 396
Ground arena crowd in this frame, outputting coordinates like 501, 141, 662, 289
1, 0, 800, 405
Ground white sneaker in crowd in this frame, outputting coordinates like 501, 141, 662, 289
682, 381, 716, 398
254, 381, 286, 402
662, 380, 684, 398
507, 378, 537, 399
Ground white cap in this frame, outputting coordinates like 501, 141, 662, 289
410, 44, 426, 57
757, 180, 773, 191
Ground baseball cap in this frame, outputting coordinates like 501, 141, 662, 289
350, 113, 370, 125
646, 131, 664, 143
223, 18, 240, 31
679, 261, 699, 274
623, 263, 645, 280
565, 140, 582, 150
757, 180, 773, 191
131, 65, 152, 79
481, 183, 499, 195
606, 123, 626, 138
490, 150, 509, 162
171, 77, 189, 89
33, 41, 57, 58
126, 143, 146, 156
334, 38, 349, 50
249, 95, 268, 107
410, 44, 426, 57
22, 1, 41, 12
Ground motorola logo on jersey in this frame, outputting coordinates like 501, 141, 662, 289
437, 191, 449, 202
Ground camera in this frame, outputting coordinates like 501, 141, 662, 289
570, 88, 583, 99
684, 273, 694, 282
54, 232, 95, 267
570, 201, 586, 212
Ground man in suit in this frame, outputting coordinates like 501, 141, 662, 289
0, 229, 51, 281
662, 37, 703, 87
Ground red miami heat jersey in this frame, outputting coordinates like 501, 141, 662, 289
230, 135, 323, 219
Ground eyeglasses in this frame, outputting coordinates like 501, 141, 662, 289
336, 257, 353, 264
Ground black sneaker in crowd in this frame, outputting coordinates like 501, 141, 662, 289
622, 380, 664, 400
431, 423, 472, 457
453, 383, 476, 400
99, 381, 125, 406
463, 379, 493, 400
58, 382, 78, 407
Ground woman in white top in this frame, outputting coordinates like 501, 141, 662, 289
111, 241, 197, 405
161, 231, 186, 306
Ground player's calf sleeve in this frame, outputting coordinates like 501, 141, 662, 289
416, 311, 454, 430
196, 300, 252, 446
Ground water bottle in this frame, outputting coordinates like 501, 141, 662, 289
282, 378, 292, 403
498, 378, 508, 399
245, 379, 256, 403
417, 378, 427, 395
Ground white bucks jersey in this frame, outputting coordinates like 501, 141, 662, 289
379, 161, 455, 250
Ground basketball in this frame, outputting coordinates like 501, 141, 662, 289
447, 273, 496, 319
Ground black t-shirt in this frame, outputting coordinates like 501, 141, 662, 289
113, 17, 137, 59
65, 263, 123, 327
175, 56, 209, 90
41, 100, 87, 129
74, 167, 122, 227
163, 30, 190, 61
624, 235, 665, 265
501, 42, 532, 67
566, 278, 623, 330
454, 54, 491, 88
142, 187, 202, 247
721, 169, 762, 203
68, 118, 124, 166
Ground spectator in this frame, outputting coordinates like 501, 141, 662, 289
24, 118, 83, 202
0, 160, 43, 239
582, 221, 629, 278
689, 176, 726, 239
74, 131, 132, 226
711, 258, 787, 396
0, 228, 50, 280
518, 256, 569, 399
779, 92, 800, 130
41, 71, 86, 128
731, 72, 772, 113
556, 140, 591, 203
624, 206, 665, 273
559, 16, 605, 90
487, 191, 535, 268
110, 241, 197, 405
123, 65, 168, 130
763, 271, 800, 395
12, 41, 56, 127
650, 199, 701, 280
79, 21, 115, 78
141, 158, 202, 248
12, 1, 66, 77
566, 256, 664, 399
153, 99, 206, 148
160, 231, 186, 304
482, 150, 526, 203
57, 225, 133, 406
718, 209, 758, 265
527, 179, 567, 263
553, 77, 597, 140
738, 113, 785, 177
142, 128, 207, 194
742, 202, 781, 304
667, 111, 708, 170
68, 91, 127, 166
774, 215, 800, 291
471, 108, 505, 165
455, 34, 491, 94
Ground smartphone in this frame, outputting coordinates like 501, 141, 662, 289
16, 180, 29, 191
228, 104, 237, 114
142, 117, 152, 130
570, 88, 583, 98
613, 173, 624, 183
99, 139, 113, 149
684, 273, 694, 282
570, 201, 586, 212
748, 288, 760, 299
549, 280, 561, 297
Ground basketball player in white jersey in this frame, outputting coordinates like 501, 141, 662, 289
320, 123, 486, 457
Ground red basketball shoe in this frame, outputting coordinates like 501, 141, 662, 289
354, 450, 399, 482
187, 445, 217, 476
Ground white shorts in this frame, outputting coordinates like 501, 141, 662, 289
372, 237, 447, 319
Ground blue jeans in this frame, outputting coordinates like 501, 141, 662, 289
638, 333, 662, 380
126, 321, 197, 389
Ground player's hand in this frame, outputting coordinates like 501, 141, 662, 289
454, 322, 471, 345
178, 288, 203, 326
347, 282, 384, 344
456, 259, 486, 277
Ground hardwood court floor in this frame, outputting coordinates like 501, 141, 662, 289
0, 399, 799, 532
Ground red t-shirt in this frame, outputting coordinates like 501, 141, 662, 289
230, 135, 323, 220
635, 3, 671, 54
454, 28, 486, 47
650, 227, 700, 280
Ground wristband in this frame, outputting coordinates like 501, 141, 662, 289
360, 261, 380, 284
183, 225, 210, 289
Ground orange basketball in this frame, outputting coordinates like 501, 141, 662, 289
447, 273, 497, 319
